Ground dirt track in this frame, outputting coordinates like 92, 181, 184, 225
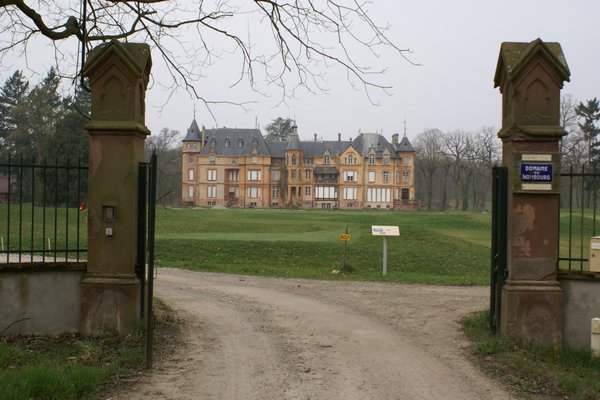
108, 268, 515, 400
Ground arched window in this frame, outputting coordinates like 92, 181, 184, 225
347, 154, 354, 164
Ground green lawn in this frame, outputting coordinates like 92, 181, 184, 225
154, 208, 493, 285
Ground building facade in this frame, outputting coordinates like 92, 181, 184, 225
181, 120, 416, 209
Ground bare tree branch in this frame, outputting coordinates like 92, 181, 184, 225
0, 1, 419, 118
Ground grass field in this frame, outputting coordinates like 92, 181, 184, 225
154, 208, 493, 285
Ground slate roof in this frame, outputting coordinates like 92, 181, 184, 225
352, 133, 398, 158
199, 128, 269, 156
184, 120, 414, 158
183, 119, 201, 141
396, 135, 415, 152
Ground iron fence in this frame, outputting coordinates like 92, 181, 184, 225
558, 166, 600, 272
0, 156, 88, 266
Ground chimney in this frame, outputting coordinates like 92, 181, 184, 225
338, 133, 341, 142
314, 133, 318, 142
392, 133, 399, 145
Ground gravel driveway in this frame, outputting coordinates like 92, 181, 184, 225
108, 267, 514, 400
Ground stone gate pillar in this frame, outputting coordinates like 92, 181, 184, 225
494, 39, 570, 347
80, 40, 152, 335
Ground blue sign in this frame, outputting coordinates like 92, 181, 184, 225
521, 163, 553, 182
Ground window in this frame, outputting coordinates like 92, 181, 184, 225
188, 155, 194, 163
272, 187, 280, 198
324, 154, 330, 164
238, 139, 244, 148
291, 154, 297, 166
368, 154, 375, 165
209, 154, 215, 164
188, 143, 197, 150
403, 171, 409, 183
383, 154, 390, 165
305, 186, 311, 196
368, 171, 376, 183
188, 186, 194, 198
291, 170, 297, 179
346, 154, 354, 164
344, 171, 356, 182
188, 169, 194, 181
207, 185, 217, 198
247, 187, 261, 198
207, 169, 217, 181
247, 170, 261, 181
208, 201, 216, 206
230, 158, 236, 164
383, 171, 390, 183
271, 169, 280, 181
272, 202, 279, 207
305, 169, 311, 180
367, 188, 391, 202
402, 188, 410, 200
315, 186, 337, 199
343, 187, 357, 200
228, 170, 239, 181
252, 156, 257, 164
304, 158, 312, 165
224, 138, 230, 148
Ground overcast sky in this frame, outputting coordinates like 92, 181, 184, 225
2, 1, 599, 143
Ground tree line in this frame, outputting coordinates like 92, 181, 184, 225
413, 95, 600, 211
0, 70, 183, 206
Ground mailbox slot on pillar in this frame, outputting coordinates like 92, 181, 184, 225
103, 205, 115, 237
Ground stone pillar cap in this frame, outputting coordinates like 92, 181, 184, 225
494, 38, 570, 90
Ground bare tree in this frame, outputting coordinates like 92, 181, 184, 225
443, 130, 474, 211
471, 126, 499, 210
414, 128, 444, 210
0, 1, 417, 112
145, 127, 182, 205
560, 94, 586, 170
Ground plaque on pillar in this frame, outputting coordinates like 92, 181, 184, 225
513, 151, 560, 193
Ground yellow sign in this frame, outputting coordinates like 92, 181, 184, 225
340, 233, 351, 241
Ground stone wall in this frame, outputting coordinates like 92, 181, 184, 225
560, 275, 600, 350
0, 266, 84, 335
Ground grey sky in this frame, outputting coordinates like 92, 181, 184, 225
1, 1, 599, 143
150, 0, 600, 141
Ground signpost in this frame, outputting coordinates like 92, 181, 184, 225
340, 225, 350, 268
371, 225, 400, 275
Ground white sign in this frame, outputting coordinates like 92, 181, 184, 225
371, 225, 400, 236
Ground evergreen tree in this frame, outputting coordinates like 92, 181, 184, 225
265, 117, 295, 141
0, 70, 29, 155
575, 98, 600, 167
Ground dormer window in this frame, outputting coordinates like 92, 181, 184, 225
324, 154, 330, 164
368, 154, 375, 165
224, 138, 230, 148
346, 154, 354, 164
238, 138, 244, 148
383, 154, 390, 165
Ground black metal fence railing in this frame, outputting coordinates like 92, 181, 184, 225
558, 166, 600, 272
0, 156, 88, 266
